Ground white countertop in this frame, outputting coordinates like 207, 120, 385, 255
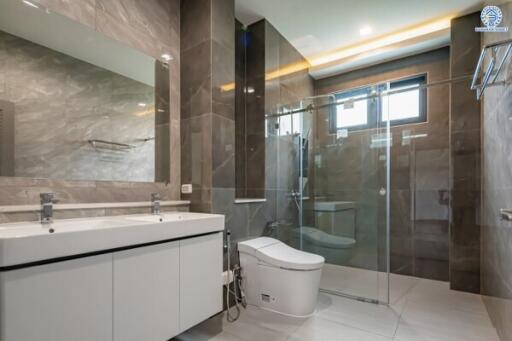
0, 212, 224, 268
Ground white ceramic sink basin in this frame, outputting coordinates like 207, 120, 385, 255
0, 212, 224, 268
125, 213, 186, 223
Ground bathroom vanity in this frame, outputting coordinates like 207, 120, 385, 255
0, 212, 224, 341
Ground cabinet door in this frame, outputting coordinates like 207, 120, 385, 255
0, 254, 113, 341
113, 241, 180, 341
180, 232, 223, 332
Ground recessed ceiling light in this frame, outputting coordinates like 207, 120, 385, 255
137, 102, 147, 107
161, 53, 173, 62
22, 0, 39, 8
359, 26, 373, 36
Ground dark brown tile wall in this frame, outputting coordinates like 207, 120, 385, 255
449, 12, 482, 293
180, 0, 235, 212
235, 20, 266, 198
481, 2, 512, 340
235, 19, 247, 198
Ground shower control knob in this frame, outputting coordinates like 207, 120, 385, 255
379, 187, 387, 196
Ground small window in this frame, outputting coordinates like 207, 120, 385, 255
382, 75, 426, 125
335, 87, 371, 129
330, 87, 372, 132
330, 75, 427, 132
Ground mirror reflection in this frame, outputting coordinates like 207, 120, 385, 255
0, 0, 168, 182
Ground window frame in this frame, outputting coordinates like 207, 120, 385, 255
329, 74, 427, 133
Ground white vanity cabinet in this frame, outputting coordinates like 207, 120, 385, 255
0, 231, 224, 341
179, 233, 223, 332
0, 254, 113, 341
113, 241, 180, 341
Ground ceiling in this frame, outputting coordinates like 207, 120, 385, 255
235, 0, 484, 78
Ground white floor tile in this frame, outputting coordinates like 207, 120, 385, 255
177, 272, 500, 341
315, 293, 401, 338
394, 319, 500, 341
222, 306, 305, 341
406, 279, 490, 316
286, 316, 392, 341
398, 294, 499, 341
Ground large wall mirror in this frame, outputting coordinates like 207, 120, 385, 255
0, 0, 170, 183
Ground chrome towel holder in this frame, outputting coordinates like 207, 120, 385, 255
471, 38, 512, 100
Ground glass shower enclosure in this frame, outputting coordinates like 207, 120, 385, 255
267, 90, 391, 304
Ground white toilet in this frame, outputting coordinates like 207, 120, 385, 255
238, 237, 324, 317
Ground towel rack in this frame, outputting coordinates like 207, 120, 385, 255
471, 38, 512, 100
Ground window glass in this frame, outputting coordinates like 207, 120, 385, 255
382, 86, 420, 122
336, 95, 368, 128
331, 75, 426, 132
334, 87, 371, 129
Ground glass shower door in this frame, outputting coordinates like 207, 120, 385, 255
298, 94, 390, 304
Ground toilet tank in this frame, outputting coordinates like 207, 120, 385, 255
313, 201, 356, 239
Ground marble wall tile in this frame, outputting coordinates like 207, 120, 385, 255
235, 18, 312, 200
180, 114, 213, 190
96, 0, 175, 50
212, 40, 235, 120
34, 0, 95, 28
212, 114, 235, 188
480, 2, 512, 339
211, 0, 235, 120
0, 31, 158, 181
0, 0, 182, 221
236, 20, 266, 196
235, 20, 247, 198
180, 0, 211, 52
180, 40, 212, 119
180, 0, 236, 214
449, 12, 482, 293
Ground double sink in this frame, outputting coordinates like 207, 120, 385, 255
0, 212, 225, 268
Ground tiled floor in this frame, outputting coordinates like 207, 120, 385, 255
174, 274, 500, 341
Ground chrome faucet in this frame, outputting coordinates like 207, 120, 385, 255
40, 193, 58, 225
151, 193, 161, 215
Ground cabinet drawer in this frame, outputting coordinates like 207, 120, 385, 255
113, 242, 180, 341
180, 232, 223, 332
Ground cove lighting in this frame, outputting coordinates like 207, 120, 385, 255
309, 17, 452, 67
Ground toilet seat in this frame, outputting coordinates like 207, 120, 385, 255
238, 237, 324, 271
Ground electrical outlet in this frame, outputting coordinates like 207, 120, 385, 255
181, 184, 193, 194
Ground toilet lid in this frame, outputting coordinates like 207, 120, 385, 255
238, 237, 324, 271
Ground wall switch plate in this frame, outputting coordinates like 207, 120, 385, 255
181, 184, 193, 194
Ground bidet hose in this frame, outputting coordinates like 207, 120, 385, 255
225, 230, 241, 322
